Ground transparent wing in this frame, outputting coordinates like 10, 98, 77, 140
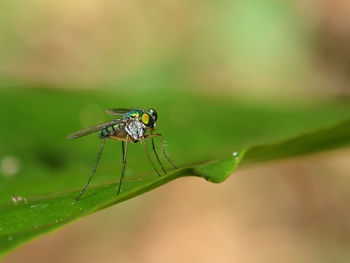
67, 119, 123, 139
105, 108, 132, 117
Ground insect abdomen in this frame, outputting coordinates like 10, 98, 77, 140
99, 124, 120, 139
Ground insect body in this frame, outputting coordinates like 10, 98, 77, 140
67, 108, 176, 201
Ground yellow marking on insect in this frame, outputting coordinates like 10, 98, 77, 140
142, 113, 150, 124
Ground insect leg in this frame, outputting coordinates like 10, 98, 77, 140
151, 133, 167, 174
145, 134, 177, 169
141, 138, 162, 177
116, 137, 129, 197
75, 138, 106, 201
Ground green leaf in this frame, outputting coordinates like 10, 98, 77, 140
1, 86, 350, 257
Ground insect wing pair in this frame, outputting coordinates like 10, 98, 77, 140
66, 108, 129, 140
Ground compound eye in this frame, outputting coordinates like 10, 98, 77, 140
148, 108, 158, 122
142, 113, 154, 127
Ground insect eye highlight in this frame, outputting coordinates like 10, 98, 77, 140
142, 113, 149, 124
142, 113, 154, 127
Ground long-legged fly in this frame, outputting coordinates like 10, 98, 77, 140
67, 108, 176, 201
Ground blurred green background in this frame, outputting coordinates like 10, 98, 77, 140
1, 0, 350, 262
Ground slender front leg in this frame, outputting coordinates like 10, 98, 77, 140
116, 137, 129, 197
140, 137, 162, 177
144, 134, 177, 169
151, 131, 167, 174
75, 138, 106, 201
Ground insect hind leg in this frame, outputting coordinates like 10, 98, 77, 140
116, 138, 128, 197
75, 138, 106, 201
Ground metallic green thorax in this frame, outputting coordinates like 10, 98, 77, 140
123, 109, 144, 120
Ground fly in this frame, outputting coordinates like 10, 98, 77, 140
67, 108, 177, 201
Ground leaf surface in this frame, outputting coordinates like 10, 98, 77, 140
1, 87, 350, 256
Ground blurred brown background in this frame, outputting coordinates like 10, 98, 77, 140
0, 0, 349, 97
1, 0, 350, 262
